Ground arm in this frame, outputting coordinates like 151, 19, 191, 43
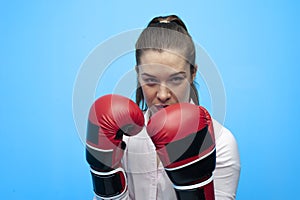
213, 119, 241, 200
147, 103, 216, 200
86, 94, 144, 200
93, 191, 129, 200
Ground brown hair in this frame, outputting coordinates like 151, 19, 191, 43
135, 15, 199, 110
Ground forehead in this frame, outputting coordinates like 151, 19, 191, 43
139, 50, 189, 73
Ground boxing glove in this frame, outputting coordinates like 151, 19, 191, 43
86, 94, 144, 199
146, 103, 216, 200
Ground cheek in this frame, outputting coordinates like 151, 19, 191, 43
141, 85, 157, 102
171, 83, 191, 102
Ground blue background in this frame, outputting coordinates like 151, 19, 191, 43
1, 0, 299, 199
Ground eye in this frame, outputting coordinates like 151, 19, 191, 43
168, 76, 185, 85
143, 78, 159, 86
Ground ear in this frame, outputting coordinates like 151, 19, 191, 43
135, 65, 141, 83
191, 64, 198, 82
135, 65, 139, 73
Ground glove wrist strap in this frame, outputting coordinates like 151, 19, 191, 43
90, 167, 127, 199
173, 179, 215, 200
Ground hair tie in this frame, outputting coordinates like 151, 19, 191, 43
159, 20, 170, 23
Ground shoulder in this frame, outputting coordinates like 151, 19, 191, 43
212, 118, 239, 151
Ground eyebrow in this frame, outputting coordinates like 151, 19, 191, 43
169, 72, 187, 77
140, 73, 156, 77
141, 72, 186, 77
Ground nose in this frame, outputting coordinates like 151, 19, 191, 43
156, 84, 171, 103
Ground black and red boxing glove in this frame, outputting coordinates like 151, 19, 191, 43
146, 103, 216, 200
86, 94, 144, 199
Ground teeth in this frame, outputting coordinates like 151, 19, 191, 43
154, 105, 168, 109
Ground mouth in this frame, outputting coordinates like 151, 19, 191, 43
149, 104, 170, 116
154, 104, 169, 110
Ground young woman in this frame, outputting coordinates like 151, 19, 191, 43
86, 15, 240, 200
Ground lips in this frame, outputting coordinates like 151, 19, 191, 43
149, 104, 170, 116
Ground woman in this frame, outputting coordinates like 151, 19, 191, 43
88, 15, 240, 200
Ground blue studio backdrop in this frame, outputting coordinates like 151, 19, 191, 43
1, 1, 299, 199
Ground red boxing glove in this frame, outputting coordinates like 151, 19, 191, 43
86, 94, 144, 199
147, 103, 216, 200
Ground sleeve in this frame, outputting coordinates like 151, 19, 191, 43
213, 123, 241, 200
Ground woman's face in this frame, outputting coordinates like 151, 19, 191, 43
137, 50, 196, 114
